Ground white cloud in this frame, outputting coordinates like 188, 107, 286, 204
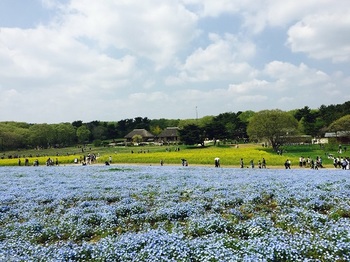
0, 0, 349, 123
228, 79, 270, 94
223, 61, 342, 112
166, 33, 257, 84
40, 0, 66, 10
236, 95, 269, 103
0, 26, 137, 93
243, 0, 333, 32
264, 61, 330, 86
129, 91, 170, 103
181, 0, 246, 17
183, 0, 349, 38
60, 0, 198, 68
287, 12, 350, 62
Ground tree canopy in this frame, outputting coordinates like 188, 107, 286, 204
178, 124, 204, 146
1, 101, 350, 150
247, 109, 299, 151
328, 114, 350, 137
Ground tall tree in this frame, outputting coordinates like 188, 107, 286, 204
328, 114, 350, 137
238, 110, 255, 123
28, 124, 55, 148
209, 112, 247, 140
294, 106, 311, 121
76, 125, 91, 144
294, 106, 322, 136
178, 116, 214, 129
53, 123, 77, 146
0, 122, 30, 150
150, 125, 162, 136
179, 124, 204, 146
247, 109, 298, 151
92, 125, 107, 141
204, 121, 227, 140
134, 117, 151, 129
72, 120, 83, 128
105, 122, 117, 139
150, 118, 180, 130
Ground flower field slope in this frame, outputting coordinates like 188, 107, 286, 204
0, 144, 306, 167
1, 166, 350, 261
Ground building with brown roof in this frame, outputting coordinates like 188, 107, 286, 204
158, 127, 180, 144
124, 129, 155, 143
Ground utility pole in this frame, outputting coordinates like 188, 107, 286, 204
196, 106, 198, 120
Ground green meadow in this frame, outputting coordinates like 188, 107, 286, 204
0, 143, 341, 168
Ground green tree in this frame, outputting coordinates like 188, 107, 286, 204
150, 125, 162, 136
29, 124, 55, 148
294, 106, 323, 136
179, 124, 204, 146
247, 109, 298, 151
105, 122, 117, 139
0, 123, 30, 150
178, 116, 214, 129
117, 118, 147, 137
207, 112, 247, 141
92, 125, 107, 141
132, 134, 143, 144
76, 125, 91, 144
53, 123, 77, 146
319, 103, 349, 127
72, 120, 83, 128
134, 117, 151, 129
328, 114, 350, 139
150, 118, 180, 130
116, 119, 129, 137
238, 110, 255, 123
204, 121, 227, 140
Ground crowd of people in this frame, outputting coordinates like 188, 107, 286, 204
74, 153, 98, 165
332, 156, 350, 170
210, 155, 349, 170
297, 156, 324, 169
9, 143, 350, 170
238, 158, 267, 169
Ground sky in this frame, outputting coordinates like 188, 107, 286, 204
0, 0, 349, 124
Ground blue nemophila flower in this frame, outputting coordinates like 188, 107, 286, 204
1, 166, 350, 261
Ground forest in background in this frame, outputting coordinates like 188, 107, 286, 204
1, 101, 350, 151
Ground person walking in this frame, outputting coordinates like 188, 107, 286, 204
284, 159, 291, 169
214, 157, 220, 167
250, 159, 254, 168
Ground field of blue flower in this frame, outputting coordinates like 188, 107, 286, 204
1, 165, 350, 261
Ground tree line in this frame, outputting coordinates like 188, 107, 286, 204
1, 101, 350, 151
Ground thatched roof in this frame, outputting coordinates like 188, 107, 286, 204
159, 127, 179, 138
124, 129, 155, 139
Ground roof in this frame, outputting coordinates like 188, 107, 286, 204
325, 131, 350, 138
124, 129, 155, 139
158, 127, 180, 138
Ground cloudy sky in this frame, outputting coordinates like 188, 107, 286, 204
0, 0, 349, 123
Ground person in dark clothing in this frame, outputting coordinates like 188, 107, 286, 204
214, 157, 220, 167
284, 159, 291, 169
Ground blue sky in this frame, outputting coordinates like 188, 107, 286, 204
0, 0, 349, 123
